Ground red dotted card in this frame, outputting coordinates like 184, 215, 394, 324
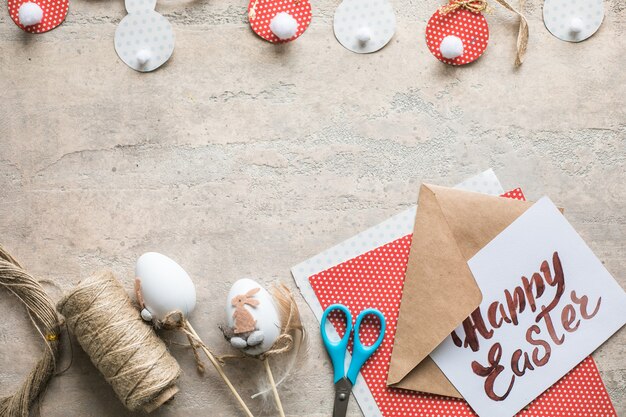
310, 189, 617, 417
425, 9, 489, 65
248, 0, 311, 43
8, 0, 68, 33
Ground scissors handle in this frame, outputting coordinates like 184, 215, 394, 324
346, 308, 386, 384
321, 304, 353, 384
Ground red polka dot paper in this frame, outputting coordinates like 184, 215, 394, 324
310, 189, 617, 417
425, 9, 489, 65
8, 0, 68, 33
248, 0, 311, 43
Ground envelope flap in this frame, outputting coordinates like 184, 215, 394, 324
429, 184, 534, 261
387, 184, 533, 388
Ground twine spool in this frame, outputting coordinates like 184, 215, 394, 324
57, 271, 181, 413
0, 246, 61, 417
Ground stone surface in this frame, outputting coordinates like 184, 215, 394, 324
0, 0, 624, 415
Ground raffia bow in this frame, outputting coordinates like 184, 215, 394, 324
438, 0, 529, 66
438, 0, 491, 15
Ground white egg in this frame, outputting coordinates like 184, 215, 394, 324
135, 252, 197, 322
226, 278, 280, 356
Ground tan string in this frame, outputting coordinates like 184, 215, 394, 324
57, 271, 181, 413
492, 0, 528, 66
160, 310, 211, 373
438, 0, 491, 15
0, 246, 62, 417
157, 312, 255, 417
438, 0, 528, 66
248, 0, 259, 20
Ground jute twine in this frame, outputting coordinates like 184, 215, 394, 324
0, 246, 62, 417
57, 271, 181, 413
438, 0, 529, 66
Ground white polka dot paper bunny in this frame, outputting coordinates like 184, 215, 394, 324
248, 0, 312, 43
333, 0, 396, 53
114, 0, 175, 72
8, 0, 68, 33
543, 0, 603, 42
425, 0, 528, 66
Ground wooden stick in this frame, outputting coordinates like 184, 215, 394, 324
263, 357, 286, 417
185, 320, 255, 417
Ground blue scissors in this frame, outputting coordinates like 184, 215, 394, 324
320, 304, 386, 417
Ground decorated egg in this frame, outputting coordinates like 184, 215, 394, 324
135, 252, 196, 322
225, 278, 280, 356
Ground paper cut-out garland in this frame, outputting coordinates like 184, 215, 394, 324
426, 0, 528, 66
114, 0, 175, 72
333, 0, 396, 53
543, 0, 603, 42
248, 0, 312, 43
8, 0, 68, 33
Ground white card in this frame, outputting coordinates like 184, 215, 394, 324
291, 169, 504, 417
543, 0, 604, 42
114, 0, 175, 72
333, 0, 396, 54
431, 197, 626, 417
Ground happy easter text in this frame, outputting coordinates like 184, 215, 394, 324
450, 252, 601, 402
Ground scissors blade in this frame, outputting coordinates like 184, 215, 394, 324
332, 378, 353, 417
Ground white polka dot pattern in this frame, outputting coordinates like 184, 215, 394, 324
8, 0, 68, 33
425, 9, 489, 65
292, 169, 504, 417
543, 0, 603, 42
333, 0, 396, 54
114, 8, 175, 72
125, 0, 157, 14
248, 0, 311, 43
309, 189, 617, 417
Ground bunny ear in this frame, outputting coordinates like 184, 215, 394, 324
245, 298, 260, 307
246, 287, 261, 297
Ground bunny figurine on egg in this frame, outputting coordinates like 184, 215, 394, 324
220, 279, 304, 417
221, 279, 281, 355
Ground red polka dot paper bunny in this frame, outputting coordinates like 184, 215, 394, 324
248, 0, 312, 43
426, 0, 528, 66
8, 0, 68, 33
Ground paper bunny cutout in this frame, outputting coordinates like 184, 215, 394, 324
425, 7, 489, 65
114, 0, 175, 72
8, 0, 68, 33
426, 0, 528, 66
248, 0, 312, 43
543, 0, 604, 42
333, 0, 396, 53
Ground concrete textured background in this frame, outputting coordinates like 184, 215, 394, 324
0, 0, 624, 413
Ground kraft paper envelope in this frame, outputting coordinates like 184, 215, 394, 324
387, 184, 534, 398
